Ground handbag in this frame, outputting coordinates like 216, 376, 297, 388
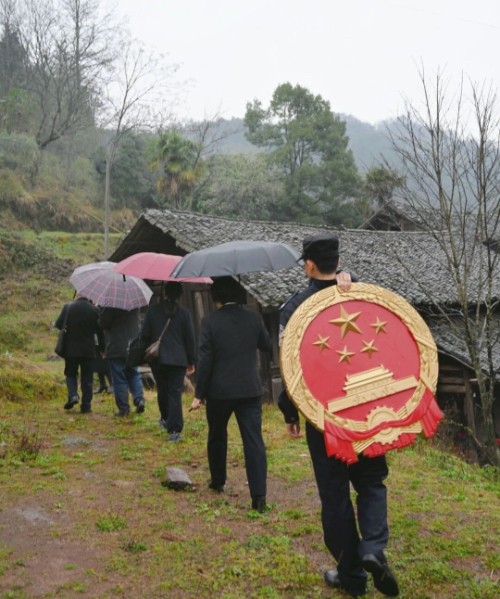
54, 306, 69, 358
144, 317, 171, 363
126, 335, 148, 367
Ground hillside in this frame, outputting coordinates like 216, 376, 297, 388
0, 231, 498, 598
204, 116, 396, 171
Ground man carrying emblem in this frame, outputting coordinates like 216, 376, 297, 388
278, 233, 400, 598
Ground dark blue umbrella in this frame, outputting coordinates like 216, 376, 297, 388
170, 240, 301, 278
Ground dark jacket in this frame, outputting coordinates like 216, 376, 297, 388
195, 303, 272, 401
99, 307, 141, 359
55, 298, 103, 359
140, 300, 195, 368
278, 278, 353, 423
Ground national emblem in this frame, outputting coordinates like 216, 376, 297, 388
280, 282, 443, 463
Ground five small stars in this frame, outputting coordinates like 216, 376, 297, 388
329, 307, 362, 338
311, 309, 387, 362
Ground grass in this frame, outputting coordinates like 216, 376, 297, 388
0, 378, 498, 598
0, 228, 499, 597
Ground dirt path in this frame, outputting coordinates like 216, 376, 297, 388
0, 393, 331, 598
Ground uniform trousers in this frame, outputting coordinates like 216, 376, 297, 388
64, 357, 94, 410
306, 422, 389, 592
151, 364, 186, 433
206, 396, 267, 499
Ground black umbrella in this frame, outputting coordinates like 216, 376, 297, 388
170, 240, 301, 278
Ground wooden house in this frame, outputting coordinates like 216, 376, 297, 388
110, 208, 500, 444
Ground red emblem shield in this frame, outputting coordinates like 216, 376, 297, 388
280, 283, 443, 463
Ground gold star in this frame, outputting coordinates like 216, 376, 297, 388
361, 339, 378, 357
337, 345, 355, 363
313, 335, 331, 351
370, 317, 387, 334
329, 307, 362, 338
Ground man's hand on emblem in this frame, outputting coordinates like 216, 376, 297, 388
336, 270, 352, 291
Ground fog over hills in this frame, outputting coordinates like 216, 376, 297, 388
202, 116, 397, 172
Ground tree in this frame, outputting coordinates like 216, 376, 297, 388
244, 82, 360, 224
99, 39, 177, 257
194, 153, 281, 220
389, 68, 500, 466
150, 130, 203, 210
101, 131, 155, 210
0, 0, 28, 94
10, 0, 117, 149
362, 165, 406, 208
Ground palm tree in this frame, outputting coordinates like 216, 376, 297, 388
150, 130, 203, 210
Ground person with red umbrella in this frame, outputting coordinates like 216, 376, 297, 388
140, 282, 196, 442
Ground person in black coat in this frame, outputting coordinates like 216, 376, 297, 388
55, 295, 103, 413
140, 282, 196, 441
278, 234, 399, 598
190, 277, 272, 513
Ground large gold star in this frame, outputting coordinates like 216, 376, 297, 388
329, 307, 362, 338
370, 317, 387, 334
336, 345, 355, 363
313, 335, 331, 351
361, 339, 378, 357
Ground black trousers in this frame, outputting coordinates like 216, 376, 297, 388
151, 364, 186, 433
64, 357, 94, 410
306, 422, 389, 591
206, 396, 267, 499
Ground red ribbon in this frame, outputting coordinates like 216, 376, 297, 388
323, 388, 444, 463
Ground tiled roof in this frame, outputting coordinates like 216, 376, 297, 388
428, 316, 500, 377
111, 208, 500, 310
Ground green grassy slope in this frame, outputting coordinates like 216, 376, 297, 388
0, 229, 498, 598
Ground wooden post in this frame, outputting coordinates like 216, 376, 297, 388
463, 371, 476, 437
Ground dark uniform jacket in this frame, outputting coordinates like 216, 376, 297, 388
140, 300, 196, 368
195, 303, 272, 401
99, 307, 141, 359
55, 298, 103, 359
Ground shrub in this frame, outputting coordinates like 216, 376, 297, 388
0, 133, 39, 175
0, 358, 64, 402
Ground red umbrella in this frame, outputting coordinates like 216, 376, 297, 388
114, 252, 212, 283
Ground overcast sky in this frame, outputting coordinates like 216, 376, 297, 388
114, 0, 500, 125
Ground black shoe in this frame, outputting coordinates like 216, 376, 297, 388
80, 406, 92, 414
251, 496, 266, 513
324, 570, 366, 597
362, 554, 399, 597
135, 399, 145, 413
208, 482, 225, 493
64, 397, 79, 410
168, 432, 181, 443
114, 410, 130, 417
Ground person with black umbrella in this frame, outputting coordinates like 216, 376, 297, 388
189, 277, 272, 512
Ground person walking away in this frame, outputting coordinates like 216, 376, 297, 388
190, 277, 272, 513
55, 294, 103, 414
93, 329, 112, 394
140, 282, 195, 442
278, 233, 399, 598
99, 307, 145, 416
